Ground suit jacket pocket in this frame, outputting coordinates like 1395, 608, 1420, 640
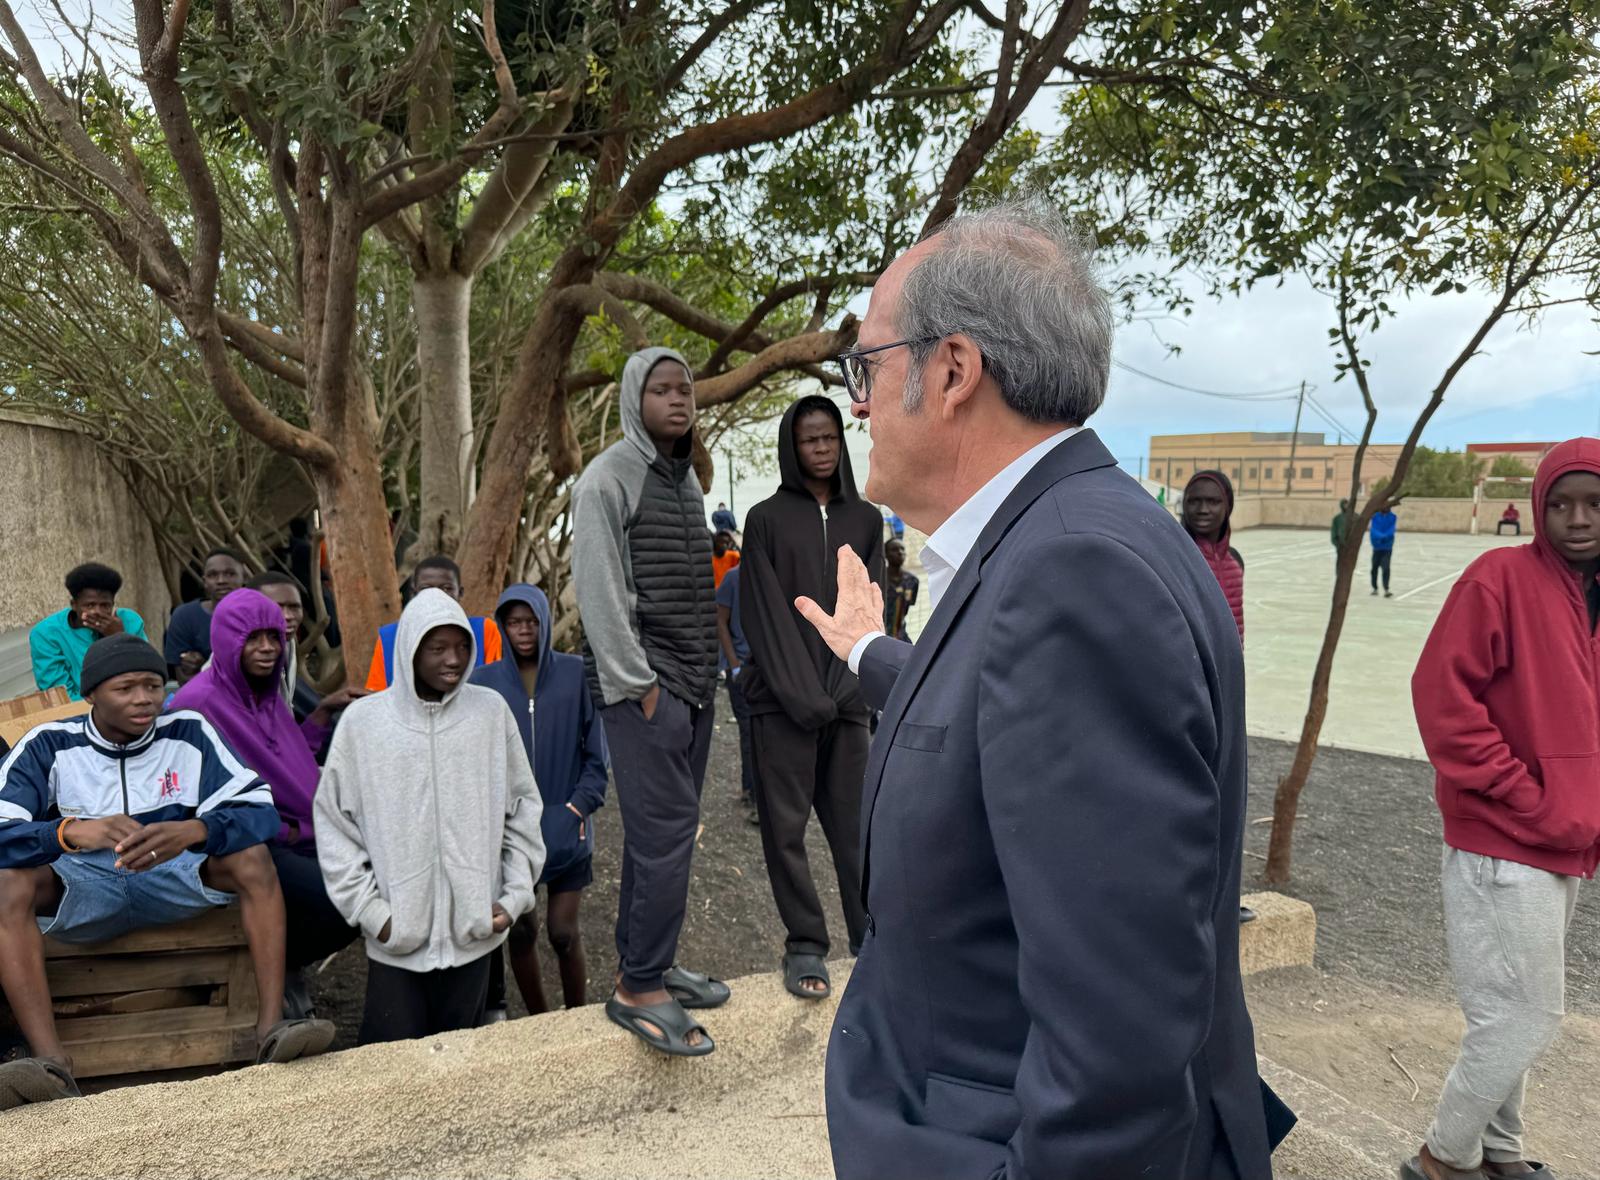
1528, 753, 1600, 851
924, 1071, 1019, 1146
893, 722, 947, 754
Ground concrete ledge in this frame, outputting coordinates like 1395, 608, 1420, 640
1241, 891, 1317, 975
0, 966, 845, 1180
1259, 1053, 1418, 1179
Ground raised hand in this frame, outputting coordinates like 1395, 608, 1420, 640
795, 544, 885, 663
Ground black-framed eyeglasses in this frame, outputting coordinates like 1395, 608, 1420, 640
835, 338, 939, 404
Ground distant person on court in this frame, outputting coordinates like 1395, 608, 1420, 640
740, 394, 880, 1000
472, 585, 609, 1016
1182, 470, 1244, 640
165, 547, 248, 685
1498, 502, 1521, 536
30, 563, 149, 699
711, 501, 738, 534
571, 346, 727, 1057
715, 564, 760, 825
170, 588, 365, 1015
882, 538, 918, 641
363, 555, 501, 690
711, 529, 741, 588
315, 589, 544, 1045
797, 197, 1285, 1179
0, 635, 332, 1109
1331, 498, 1353, 552
1405, 437, 1600, 1180
1371, 500, 1399, 596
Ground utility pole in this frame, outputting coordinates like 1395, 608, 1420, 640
1285, 380, 1307, 497
725, 447, 737, 514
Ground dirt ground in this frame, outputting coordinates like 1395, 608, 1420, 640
1241, 739, 1598, 1014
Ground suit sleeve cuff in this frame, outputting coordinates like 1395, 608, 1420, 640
848, 631, 886, 676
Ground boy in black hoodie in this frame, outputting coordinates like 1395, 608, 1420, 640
740, 395, 882, 999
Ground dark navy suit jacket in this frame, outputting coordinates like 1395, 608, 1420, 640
825, 430, 1277, 1180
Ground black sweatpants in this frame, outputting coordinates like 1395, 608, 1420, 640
726, 672, 757, 801
750, 712, 869, 958
602, 688, 715, 994
270, 843, 359, 969
1371, 547, 1393, 591
358, 954, 492, 1045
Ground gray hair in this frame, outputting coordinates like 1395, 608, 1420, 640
896, 195, 1113, 424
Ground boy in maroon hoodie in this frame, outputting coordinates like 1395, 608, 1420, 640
1406, 437, 1600, 1180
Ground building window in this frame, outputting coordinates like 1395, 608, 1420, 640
1174, 467, 1184, 479
1301, 466, 1314, 479
1231, 467, 1241, 479
1264, 466, 1274, 479
1248, 467, 1258, 478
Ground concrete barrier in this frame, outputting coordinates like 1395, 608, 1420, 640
1, 899, 1326, 1180
1240, 891, 1318, 974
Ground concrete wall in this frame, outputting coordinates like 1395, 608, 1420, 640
0, 411, 167, 696
1235, 494, 1533, 535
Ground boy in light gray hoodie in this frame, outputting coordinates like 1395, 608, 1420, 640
315, 589, 545, 1044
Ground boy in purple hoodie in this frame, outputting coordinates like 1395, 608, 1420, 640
171, 590, 364, 998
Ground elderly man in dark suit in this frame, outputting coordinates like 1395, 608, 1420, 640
797, 196, 1288, 1180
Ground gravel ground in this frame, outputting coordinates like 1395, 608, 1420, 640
308, 688, 849, 1046
304, 726, 1599, 1044
1243, 737, 1599, 1015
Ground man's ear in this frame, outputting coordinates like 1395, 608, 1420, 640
934, 334, 984, 421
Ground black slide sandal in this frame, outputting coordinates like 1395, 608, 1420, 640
663, 965, 731, 1010
783, 953, 831, 1000
606, 995, 715, 1057
256, 1017, 336, 1065
0, 1058, 81, 1109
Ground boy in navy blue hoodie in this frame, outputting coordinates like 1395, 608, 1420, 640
472, 585, 609, 1013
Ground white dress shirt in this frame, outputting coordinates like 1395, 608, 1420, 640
849, 426, 1081, 673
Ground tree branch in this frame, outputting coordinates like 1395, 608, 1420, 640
695, 317, 859, 406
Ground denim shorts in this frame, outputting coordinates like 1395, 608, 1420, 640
40, 848, 235, 944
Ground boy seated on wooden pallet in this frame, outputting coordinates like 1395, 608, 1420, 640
0, 635, 334, 1110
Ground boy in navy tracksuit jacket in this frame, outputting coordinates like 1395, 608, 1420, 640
472, 585, 609, 1013
0, 635, 331, 1109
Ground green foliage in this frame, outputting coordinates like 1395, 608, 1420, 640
1374, 446, 1485, 498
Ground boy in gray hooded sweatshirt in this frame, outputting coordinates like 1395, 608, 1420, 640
315, 589, 545, 1044
572, 346, 725, 1057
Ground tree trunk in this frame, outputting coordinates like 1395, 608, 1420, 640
308, 384, 402, 687
1263, 529, 1366, 884
412, 270, 476, 558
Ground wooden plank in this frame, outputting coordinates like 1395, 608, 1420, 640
50, 986, 211, 1018
66, 1024, 257, 1079
0, 699, 90, 746
43, 907, 245, 959
44, 949, 234, 998
56, 1002, 231, 1045
224, 939, 259, 1028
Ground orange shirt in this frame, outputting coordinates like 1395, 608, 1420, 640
712, 549, 741, 588
364, 616, 502, 690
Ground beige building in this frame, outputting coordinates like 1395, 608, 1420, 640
1148, 431, 1404, 498
1465, 441, 1558, 473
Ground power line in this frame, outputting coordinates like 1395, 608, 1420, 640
1111, 359, 1305, 401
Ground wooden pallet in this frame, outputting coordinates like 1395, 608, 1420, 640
0, 907, 259, 1078
0, 686, 89, 747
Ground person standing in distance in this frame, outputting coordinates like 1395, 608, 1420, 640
571, 347, 726, 1057
796, 196, 1287, 1180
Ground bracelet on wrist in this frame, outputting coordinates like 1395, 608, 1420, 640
57, 816, 83, 853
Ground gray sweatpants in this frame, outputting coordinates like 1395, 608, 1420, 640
1426, 848, 1580, 1169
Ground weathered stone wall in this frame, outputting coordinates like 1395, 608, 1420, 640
0, 411, 167, 694
1235, 493, 1533, 535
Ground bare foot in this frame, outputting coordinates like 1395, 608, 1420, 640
614, 982, 705, 1048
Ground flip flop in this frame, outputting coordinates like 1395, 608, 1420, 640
256, 1017, 336, 1065
663, 965, 731, 1010
605, 995, 715, 1058
0, 1058, 81, 1110
783, 952, 831, 1000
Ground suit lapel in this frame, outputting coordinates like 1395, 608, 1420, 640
860, 430, 1119, 891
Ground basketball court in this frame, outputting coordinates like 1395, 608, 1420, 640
1234, 526, 1527, 760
